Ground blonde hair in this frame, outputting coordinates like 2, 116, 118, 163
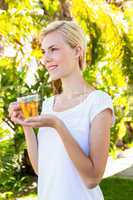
39, 20, 87, 94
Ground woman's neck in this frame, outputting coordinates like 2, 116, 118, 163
60, 72, 94, 98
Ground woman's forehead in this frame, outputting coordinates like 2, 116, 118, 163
41, 31, 66, 49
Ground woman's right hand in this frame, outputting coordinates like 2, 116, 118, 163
8, 101, 24, 125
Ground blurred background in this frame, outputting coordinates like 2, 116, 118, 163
0, 0, 133, 199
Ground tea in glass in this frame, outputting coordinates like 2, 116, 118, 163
17, 94, 40, 119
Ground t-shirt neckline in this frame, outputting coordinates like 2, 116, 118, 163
51, 89, 99, 114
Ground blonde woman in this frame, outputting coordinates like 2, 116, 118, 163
9, 20, 115, 200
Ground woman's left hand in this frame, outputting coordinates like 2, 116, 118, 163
17, 114, 60, 129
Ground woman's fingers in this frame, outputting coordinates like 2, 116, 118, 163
17, 112, 24, 120
24, 116, 40, 123
11, 117, 35, 126
21, 122, 42, 128
8, 102, 26, 126
8, 102, 20, 117
8, 102, 23, 120
9, 106, 24, 124
11, 116, 24, 125
12, 110, 22, 117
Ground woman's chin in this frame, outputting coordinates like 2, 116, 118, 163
50, 74, 62, 81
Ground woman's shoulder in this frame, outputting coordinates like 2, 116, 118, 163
88, 89, 113, 108
89, 90, 115, 124
93, 90, 112, 98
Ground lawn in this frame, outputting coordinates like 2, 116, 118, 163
12, 176, 133, 200
100, 176, 133, 200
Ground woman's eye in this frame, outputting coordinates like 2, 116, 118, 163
41, 49, 45, 54
51, 48, 58, 51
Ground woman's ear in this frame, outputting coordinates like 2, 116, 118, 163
74, 45, 83, 58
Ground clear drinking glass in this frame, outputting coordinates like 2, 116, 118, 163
17, 94, 40, 119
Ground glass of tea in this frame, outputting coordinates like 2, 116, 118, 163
17, 94, 40, 119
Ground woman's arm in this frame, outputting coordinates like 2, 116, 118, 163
55, 108, 113, 188
18, 110, 113, 188
8, 102, 39, 175
22, 126, 38, 175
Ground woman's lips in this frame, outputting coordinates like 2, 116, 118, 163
47, 65, 58, 70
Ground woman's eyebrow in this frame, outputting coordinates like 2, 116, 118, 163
41, 44, 57, 51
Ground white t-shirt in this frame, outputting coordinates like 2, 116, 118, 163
37, 90, 115, 200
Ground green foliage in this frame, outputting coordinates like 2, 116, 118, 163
0, 0, 133, 195
0, 138, 20, 192
0, 0, 57, 193
0, 137, 37, 196
72, 0, 133, 146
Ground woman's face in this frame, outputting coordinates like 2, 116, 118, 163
40, 31, 79, 81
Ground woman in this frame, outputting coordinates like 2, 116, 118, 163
9, 20, 115, 200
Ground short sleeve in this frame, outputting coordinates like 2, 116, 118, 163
90, 91, 115, 125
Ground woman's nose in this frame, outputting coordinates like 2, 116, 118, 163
41, 51, 52, 65
40, 52, 51, 65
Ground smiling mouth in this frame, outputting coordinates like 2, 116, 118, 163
48, 65, 58, 70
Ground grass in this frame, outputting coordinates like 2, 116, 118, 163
16, 193, 37, 200
3, 176, 132, 200
100, 176, 133, 200
0, 191, 37, 200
